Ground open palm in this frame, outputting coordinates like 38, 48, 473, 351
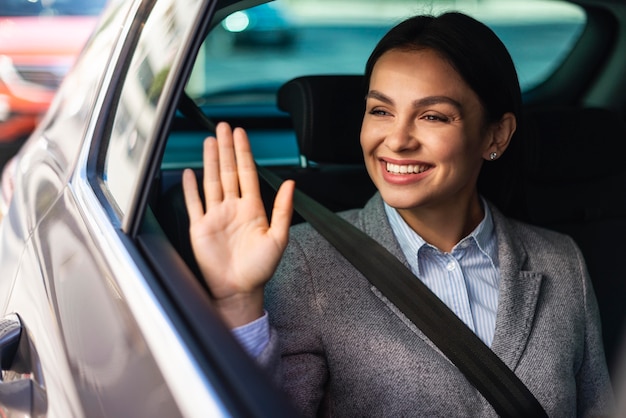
182, 122, 294, 326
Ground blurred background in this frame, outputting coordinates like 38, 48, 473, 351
0, 0, 108, 169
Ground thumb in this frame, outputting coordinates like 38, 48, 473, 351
268, 179, 295, 245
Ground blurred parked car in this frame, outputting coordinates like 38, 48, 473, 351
0, 0, 107, 169
0, 0, 625, 415
221, 2, 295, 47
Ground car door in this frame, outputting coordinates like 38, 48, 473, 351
0, 0, 297, 416
0, 0, 139, 415
80, 0, 297, 414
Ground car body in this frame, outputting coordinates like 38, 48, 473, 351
0, 0, 625, 416
0, 0, 107, 169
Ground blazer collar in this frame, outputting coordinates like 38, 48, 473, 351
357, 193, 409, 263
489, 204, 543, 370
358, 194, 543, 370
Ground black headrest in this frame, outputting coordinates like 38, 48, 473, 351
523, 106, 626, 223
277, 75, 366, 164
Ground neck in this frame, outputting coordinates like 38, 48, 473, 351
396, 194, 484, 253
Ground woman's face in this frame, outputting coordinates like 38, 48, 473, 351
361, 48, 493, 214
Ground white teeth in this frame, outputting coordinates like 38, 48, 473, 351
386, 162, 427, 174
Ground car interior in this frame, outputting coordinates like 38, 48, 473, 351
135, 0, 626, 396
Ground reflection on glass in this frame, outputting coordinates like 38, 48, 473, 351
104, 0, 200, 217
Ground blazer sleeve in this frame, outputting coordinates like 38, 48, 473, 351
262, 232, 329, 416
570, 238, 615, 416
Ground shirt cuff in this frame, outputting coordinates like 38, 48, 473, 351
231, 311, 270, 358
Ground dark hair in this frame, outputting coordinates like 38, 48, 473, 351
365, 12, 522, 127
364, 12, 525, 216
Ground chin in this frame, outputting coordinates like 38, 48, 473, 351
378, 189, 425, 211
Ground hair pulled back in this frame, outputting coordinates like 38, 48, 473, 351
365, 12, 522, 128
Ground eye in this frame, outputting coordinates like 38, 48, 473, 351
422, 113, 449, 122
368, 107, 390, 117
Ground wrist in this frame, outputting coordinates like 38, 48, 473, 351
213, 289, 264, 328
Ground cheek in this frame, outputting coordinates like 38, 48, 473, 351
423, 131, 465, 161
439, 140, 486, 176
359, 125, 381, 179
359, 119, 377, 155
435, 126, 486, 158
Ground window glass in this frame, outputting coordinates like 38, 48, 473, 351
472, 1, 585, 89
103, 0, 202, 217
41, 0, 132, 171
189, 0, 584, 102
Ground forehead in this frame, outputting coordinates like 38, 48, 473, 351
369, 48, 480, 105
372, 48, 462, 85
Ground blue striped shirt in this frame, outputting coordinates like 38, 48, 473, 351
384, 200, 500, 346
233, 198, 501, 354
232, 311, 270, 357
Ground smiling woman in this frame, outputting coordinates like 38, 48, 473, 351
1, 0, 624, 415
182, 10, 613, 417
360, 48, 512, 250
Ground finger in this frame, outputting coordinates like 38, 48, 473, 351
202, 136, 223, 206
182, 168, 204, 224
215, 122, 240, 199
268, 179, 295, 246
233, 126, 261, 199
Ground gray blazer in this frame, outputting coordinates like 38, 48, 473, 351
261, 193, 613, 417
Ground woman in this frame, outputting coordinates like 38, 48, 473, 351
182, 12, 613, 416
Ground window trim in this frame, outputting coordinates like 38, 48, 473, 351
522, 4, 618, 106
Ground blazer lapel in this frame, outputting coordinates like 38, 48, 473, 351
358, 196, 545, 368
489, 206, 543, 370
358, 194, 462, 355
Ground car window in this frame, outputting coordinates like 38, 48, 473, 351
101, 0, 204, 219
188, 0, 584, 102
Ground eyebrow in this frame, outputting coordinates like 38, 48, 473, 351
366, 90, 463, 111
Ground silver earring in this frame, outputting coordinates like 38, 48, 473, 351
489, 152, 497, 160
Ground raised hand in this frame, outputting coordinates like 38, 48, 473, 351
182, 122, 294, 327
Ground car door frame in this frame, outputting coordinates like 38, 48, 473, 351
76, 0, 299, 415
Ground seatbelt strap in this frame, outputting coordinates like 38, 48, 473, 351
257, 165, 548, 418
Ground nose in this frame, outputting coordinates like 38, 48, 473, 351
384, 117, 418, 152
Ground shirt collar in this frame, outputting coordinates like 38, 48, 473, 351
384, 198, 498, 270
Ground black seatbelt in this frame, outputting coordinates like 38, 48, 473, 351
257, 165, 548, 418
177, 94, 547, 417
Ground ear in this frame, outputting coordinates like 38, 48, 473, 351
483, 112, 516, 161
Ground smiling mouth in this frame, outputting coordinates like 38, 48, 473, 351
385, 162, 430, 175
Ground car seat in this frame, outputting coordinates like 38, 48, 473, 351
275, 75, 376, 221
523, 106, 626, 377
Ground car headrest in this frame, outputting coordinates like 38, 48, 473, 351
277, 75, 366, 164
524, 106, 626, 223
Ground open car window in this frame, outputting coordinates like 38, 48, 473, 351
189, 0, 585, 101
